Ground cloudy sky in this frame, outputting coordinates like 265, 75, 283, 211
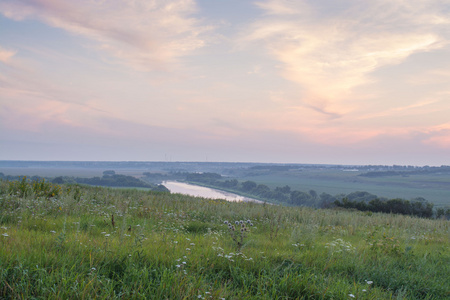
1, 0, 450, 165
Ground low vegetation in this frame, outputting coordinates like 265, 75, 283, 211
163, 172, 449, 219
1, 179, 449, 299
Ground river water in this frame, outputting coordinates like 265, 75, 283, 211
162, 181, 263, 203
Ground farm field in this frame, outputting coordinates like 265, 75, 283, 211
1, 180, 449, 299
236, 170, 450, 208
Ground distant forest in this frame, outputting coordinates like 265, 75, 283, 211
142, 171, 450, 219
0, 171, 169, 192
359, 165, 450, 177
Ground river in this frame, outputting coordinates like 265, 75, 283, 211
162, 181, 263, 203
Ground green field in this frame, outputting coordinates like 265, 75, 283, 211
1, 180, 449, 299
237, 170, 450, 208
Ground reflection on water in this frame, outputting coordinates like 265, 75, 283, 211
162, 181, 262, 203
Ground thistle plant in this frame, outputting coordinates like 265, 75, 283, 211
224, 219, 253, 251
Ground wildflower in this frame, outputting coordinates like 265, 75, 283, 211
190, 243, 195, 246
186, 248, 191, 251
2, 233, 8, 237
224, 221, 229, 224
366, 280, 373, 285
50, 231, 56, 234
105, 234, 110, 237
176, 265, 181, 268
349, 294, 355, 298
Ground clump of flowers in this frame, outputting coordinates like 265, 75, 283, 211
223, 220, 253, 251
325, 238, 356, 255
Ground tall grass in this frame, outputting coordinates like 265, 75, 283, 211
0, 180, 449, 299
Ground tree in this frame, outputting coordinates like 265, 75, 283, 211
52, 176, 64, 184
275, 185, 291, 194
319, 192, 335, 208
241, 181, 257, 192
290, 191, 313, 206
103, 170, 116, 176
222, 179, 238, 188
254, 184, 271, 197
309, 189, 318, 200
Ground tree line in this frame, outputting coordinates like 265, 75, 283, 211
0, 171, 169, 192
178, 172, 449, 219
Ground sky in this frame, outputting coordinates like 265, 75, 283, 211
1, 0, 450, 166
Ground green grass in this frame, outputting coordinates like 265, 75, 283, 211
1, 181, 449, 299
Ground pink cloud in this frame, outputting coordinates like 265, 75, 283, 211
0, 0, 210, 71
244, 0, 448, 117
0, 46, 16, 64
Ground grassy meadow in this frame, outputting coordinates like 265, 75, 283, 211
0, 179, 449, 299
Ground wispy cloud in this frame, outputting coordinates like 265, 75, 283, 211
0, 46, 16, 64
0, 0, 211, 71
245, 0, 449, 115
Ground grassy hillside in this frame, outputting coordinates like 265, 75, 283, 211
0, 180, 449, 299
